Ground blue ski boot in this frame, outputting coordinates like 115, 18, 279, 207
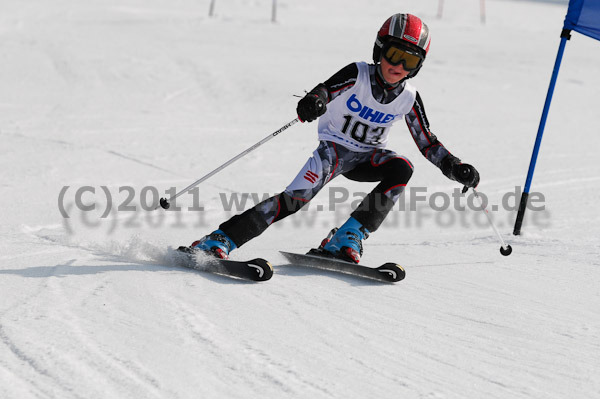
190, 230, 237, 259
319, 217, 370, 264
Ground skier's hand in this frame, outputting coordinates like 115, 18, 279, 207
297, 93, 327, 123
453, 163, 480, 189
442, 155, 480, 190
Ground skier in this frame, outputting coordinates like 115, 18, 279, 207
185, 13, 480, 263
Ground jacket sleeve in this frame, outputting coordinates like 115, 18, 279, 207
405, 91, 460, 171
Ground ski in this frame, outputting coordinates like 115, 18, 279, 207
175, 247, 273, 282
279, 250, 405, 283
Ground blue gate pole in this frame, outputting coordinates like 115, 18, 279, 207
513, 29, 571, 235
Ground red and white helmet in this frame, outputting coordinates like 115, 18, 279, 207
373, 13, 431, 77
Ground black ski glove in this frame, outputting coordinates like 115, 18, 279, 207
441, 155, 480, 191
297, 85, 328, 123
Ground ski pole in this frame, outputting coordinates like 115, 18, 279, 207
157, 118, 299, 210
470, 188, 513, 256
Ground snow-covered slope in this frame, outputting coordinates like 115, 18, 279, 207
1, 0, 599, 398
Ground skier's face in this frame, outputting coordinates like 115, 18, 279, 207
380, 57, 410, 84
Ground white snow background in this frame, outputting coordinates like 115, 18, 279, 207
1, 0, 599, 398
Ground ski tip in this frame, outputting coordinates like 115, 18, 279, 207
248, 258, 274, 281
377, 263, 406, 282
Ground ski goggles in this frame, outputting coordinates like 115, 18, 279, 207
382, 43, 424, 71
